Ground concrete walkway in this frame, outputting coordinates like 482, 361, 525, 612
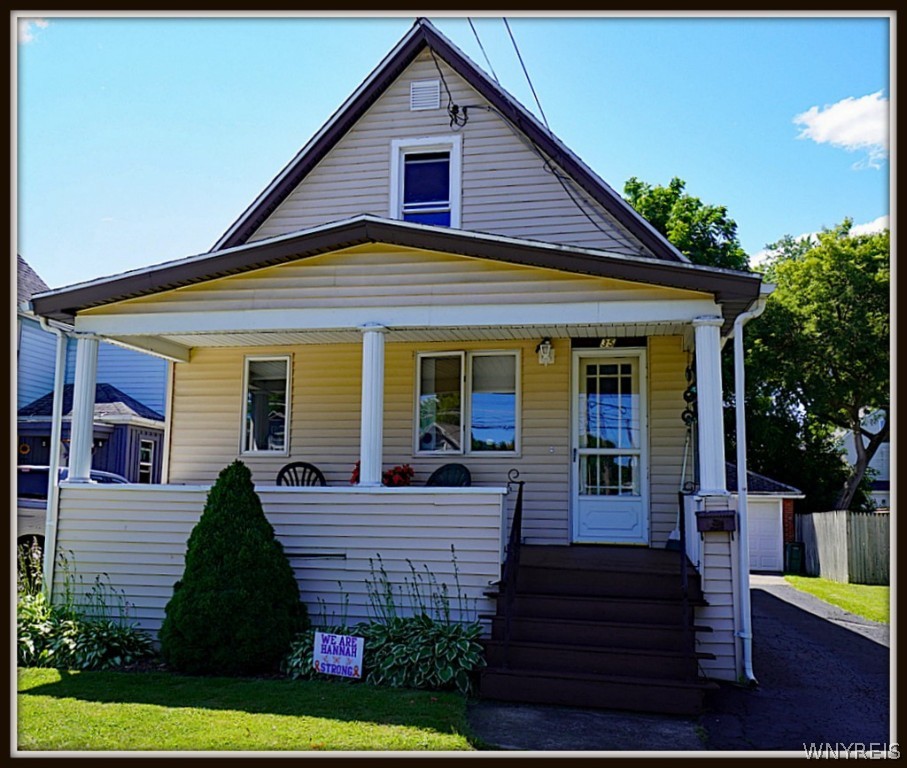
466, 574, 891, 752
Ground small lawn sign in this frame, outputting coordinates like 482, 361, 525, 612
313, 631, 365, 679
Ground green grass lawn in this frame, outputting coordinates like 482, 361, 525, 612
17, 668, 480, 752
784, 576, 890, 624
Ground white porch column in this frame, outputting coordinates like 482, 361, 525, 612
68, 335, 99, 482
692, 316, 727, 495
358, 324, 387, 486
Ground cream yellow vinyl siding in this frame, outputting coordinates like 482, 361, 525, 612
52, 485, 504, 636
168, 335, 687, 547
695, 533, 740, 680
647, 336, 691, 547
81, 245, 707, 317
247, 50, 645, 254
169, 339, 570, 545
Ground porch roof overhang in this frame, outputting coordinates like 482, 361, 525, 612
31, 215, 763, 335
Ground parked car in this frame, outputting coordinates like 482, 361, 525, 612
17, 465, 129, 553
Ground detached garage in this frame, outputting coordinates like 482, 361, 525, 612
726, 463, 804, 574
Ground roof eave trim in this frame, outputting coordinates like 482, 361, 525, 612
211, 20, 428, 251
31, 215, 761, 324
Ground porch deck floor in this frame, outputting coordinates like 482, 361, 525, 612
519, 544, 694, 574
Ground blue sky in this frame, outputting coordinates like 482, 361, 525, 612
15, 13, 890, 289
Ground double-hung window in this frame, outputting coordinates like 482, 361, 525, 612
138, 439, 154, 484
241, 356, 291, 455
416, 351, 519, 455
390, 135, 462, 228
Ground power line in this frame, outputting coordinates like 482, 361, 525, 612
503, 17, 549, 130
428, 46, 468, 128
468, 18, 499, 83
431, 29, 633, 246
469, 102, 623, 241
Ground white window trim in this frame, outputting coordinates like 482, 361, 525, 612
414, 349, 521, 457
138, 438, 155, 484
414, 351, 464, 456
240, 354, 292, 457
466, 350, 521, 457
390, 134, 462, 228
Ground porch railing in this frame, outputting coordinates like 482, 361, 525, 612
500, 469, 525, 668
678, 489, 694, 678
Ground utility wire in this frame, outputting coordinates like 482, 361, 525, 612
468, 17, 500, 83
431, 31, 632, 247
428, 46, 468, 128
469, 102, 623, 242
503, 17, 549, 130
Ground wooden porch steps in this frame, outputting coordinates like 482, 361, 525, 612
478, 545, 717, 716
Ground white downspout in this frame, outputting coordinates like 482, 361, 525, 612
37, 316, 72, 600
732, 293, 769, 685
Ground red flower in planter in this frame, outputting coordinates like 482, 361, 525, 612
351, 461, 414, 486
382, 464, 414, 487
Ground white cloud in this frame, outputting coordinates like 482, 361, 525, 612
850, 215, 889, 236
18, 18, 49, 44
793, 91, 889, 169
751, 215, 889, 266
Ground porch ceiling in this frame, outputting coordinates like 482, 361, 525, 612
116, 322, 694, 350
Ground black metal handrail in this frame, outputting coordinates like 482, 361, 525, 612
501, 468, 525, 668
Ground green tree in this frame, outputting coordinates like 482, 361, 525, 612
159, 460, 308, 675
753, 221, 889, 510
623, 176, 749, 270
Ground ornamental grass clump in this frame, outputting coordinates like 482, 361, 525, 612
16, 542, 153, 670
159, 460, 308, 676
283, 547, 485, 694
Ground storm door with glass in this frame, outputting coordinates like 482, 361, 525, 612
572, 351, 648, 544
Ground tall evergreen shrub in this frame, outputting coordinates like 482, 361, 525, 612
159, 460, 308, 675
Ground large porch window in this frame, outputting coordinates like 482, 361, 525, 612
241, 356, 290, 455
416, 351, 519, 455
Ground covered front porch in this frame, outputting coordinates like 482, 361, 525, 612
31, 218, 764, 684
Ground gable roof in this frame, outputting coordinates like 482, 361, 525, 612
212, 18, 687, 264
726, 463, 803, 497
18, 383, 164, 422
29, 215, 762, 328
17, 255, 50, 304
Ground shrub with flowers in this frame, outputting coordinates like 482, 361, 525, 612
350, 461, 414, 487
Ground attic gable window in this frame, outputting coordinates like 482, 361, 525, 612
390, 135, 462, 228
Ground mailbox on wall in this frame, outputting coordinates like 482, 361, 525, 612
695, 509, 737, 533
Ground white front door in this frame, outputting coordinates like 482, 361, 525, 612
572, 350, 649, 544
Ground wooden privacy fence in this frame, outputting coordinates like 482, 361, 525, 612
797, 510, 890, 585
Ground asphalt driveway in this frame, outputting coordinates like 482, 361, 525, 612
467, 574, 891, 752
699, 574, 891, 751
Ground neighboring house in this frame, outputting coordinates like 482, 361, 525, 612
725, 463, 803, 573
16, 255, 168, 446
18, 383, 165, 481
841, 413, 890, 510
16, 256, 168, 547
28, 20, 769, 714
16, 255, 56, 410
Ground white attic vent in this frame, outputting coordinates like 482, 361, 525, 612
410, 79, 441, 111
